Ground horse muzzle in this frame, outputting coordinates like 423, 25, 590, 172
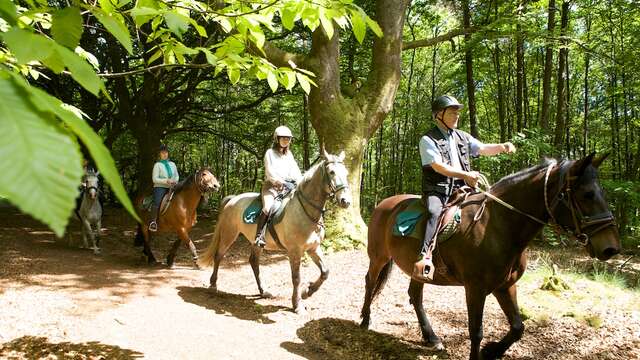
339, 197, 351, 208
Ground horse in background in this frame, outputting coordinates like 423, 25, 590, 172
360, 153, 620, 360
135, 167, 220, 268
199, 149, 352, 313
78, 169, 103, 255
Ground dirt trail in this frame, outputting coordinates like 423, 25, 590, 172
0, 207, 638, 359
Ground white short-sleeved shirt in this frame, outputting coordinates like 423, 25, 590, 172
419, 127, 482, 174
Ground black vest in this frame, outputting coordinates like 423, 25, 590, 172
421, 127, 472, 196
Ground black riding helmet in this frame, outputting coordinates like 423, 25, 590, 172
431, 95, 464, 113
159, 144, 169, 152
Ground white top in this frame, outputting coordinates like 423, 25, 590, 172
152, 161, 179, 188
264, 148, 302, 185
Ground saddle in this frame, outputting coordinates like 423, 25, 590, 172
392, 187, 475, 244
242, 189, 293, 225
142, 190, 175, 215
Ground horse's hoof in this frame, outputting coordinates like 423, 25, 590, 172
192, 263, 201, 270
480, 341, 502, 359
293, 304, 307, 315
301, 282, 315, 300
424, 340, 445, 352
207, 285, 218, 294
260, 291, 273, 299
93, 249, 101, 255
359, 318, 370, 329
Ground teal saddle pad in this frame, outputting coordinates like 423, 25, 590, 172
242, 196, 290, 224
243, 197, 262, 224
392, 198, 461, 242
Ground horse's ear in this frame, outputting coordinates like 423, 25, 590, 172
94, 171, 100, 177
337, 151, 345, 162
321, 143, 329, 160
592, 152, 610, 168
570, 152, 595, 176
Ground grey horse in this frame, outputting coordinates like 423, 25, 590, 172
199, 149, 352, 313
78, 169, 103, 254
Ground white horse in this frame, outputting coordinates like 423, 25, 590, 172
78, 169, 103, 254
199, 149, 352, 313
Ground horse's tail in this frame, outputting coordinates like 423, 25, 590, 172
134, 223, 144, 247
198, 195, 233, 267
370, 260, 394, 306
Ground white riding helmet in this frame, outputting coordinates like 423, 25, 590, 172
273, 125, 293, 142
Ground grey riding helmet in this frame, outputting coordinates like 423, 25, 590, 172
431, 95, 464, 113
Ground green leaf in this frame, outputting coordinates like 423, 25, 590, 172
267, 71, 278, 92
130, 7, 158, 26
188, 18, 207, 37
0, 0, 18, 25
365, 15, 383, 38
319, 8, 334, 39
280, 6, 296, 30
9, 74, 140, 223
0, 74, 83, 236
1, 28, 55, 64
227, 67, 240, 84
92, 9, 133, 55
57, 45, 104, 95
198, 48, 217, 65
52, 7, 83, 49
350, 9, 365, 43
296, 73, 311, 94
163, 11, 190, 39
249, 29, 265, 48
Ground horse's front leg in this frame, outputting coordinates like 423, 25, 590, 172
408, 279, 444, 350
288, 252, 305, 314
465, 286, 487, 360
481, 284, 524, 359
92, 219, 101, 255
301, 245, 328, 299
81, 218, 91, 249
140, 226, 158, 265
249, 245, 272, 298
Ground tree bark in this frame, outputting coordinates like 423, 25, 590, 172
493, 44, 507, 142
583, 12, 591, 157
515, 1, 525, 132
540, 0, 556, 131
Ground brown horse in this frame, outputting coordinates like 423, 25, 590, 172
360, 153, 620, 360
135, 167, 220, 267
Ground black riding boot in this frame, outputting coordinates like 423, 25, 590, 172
254, 211, 269, 247
149, 206, 160, 232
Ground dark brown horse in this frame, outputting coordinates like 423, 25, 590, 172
135, 167, 220, 267
360, 153, 620, 360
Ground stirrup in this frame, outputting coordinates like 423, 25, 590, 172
412, 256, 435, 282
149, 221, 158, 232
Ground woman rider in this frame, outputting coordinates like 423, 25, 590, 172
149, 144, 179, 232
254, 125, 303, 247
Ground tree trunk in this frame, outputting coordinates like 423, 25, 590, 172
540, 0, 556, 130
493, 44, 507, 142
583, 12, 591, 157
304, 0, 410, 243
462, 0, 479, 138
515, 1, 525, 132
302, 94, 310, 169
553, 1, 569, 149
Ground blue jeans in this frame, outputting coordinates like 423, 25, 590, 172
153, 187, 169, 211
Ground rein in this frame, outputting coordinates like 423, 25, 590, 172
473, 162, 616, 247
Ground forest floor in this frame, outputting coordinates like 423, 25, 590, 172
1, 205, 639, 360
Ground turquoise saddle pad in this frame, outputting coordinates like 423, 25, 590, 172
393, 198, 426, 238
242, 195, 291, 225
392, 198, 461, 242
243, 197, 262, 224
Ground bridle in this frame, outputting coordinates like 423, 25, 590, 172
543, 162, 617, 246
478, 161, 616, 247
194, 169, 215, 194
296, 159, 349, 223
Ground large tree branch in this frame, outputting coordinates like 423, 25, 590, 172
165, 125, 259, 157
403, 26, 480, 50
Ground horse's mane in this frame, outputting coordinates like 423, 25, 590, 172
490, 158, 571, 193
173, 173, 195, 194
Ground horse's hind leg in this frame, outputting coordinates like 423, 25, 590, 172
360, 258, 392, 329
481, 284, 524, 360
301, 246, 328, 300
249, 246, 272, 298
408, 279, 444, 351
208, 231, 238, 293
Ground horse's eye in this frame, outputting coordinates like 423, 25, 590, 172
329, 170, 335, 175
584, 191, 595, 199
